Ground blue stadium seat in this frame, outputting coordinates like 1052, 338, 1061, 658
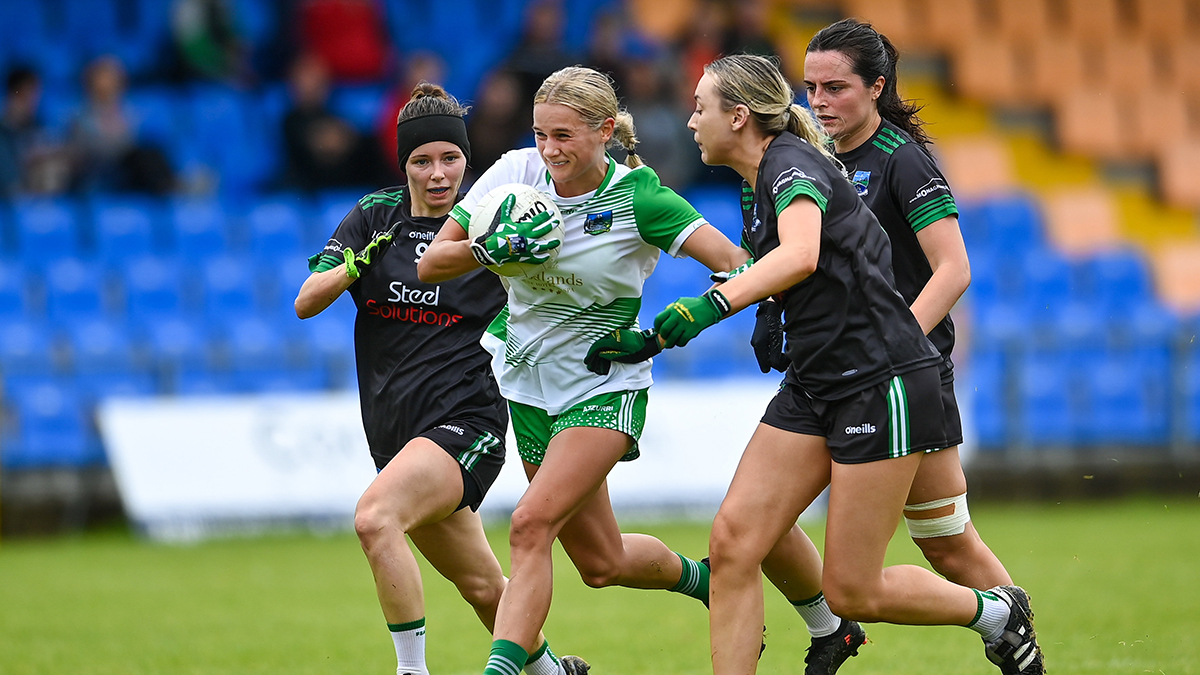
63, 317, 141, 375
92, 200, 160, 263
1016, 353, 1078, 446
0, 318, 57, 375
1183, 350, 1200, 442
76, 370, 159, 403
45, 257, 107, 321
1078, 248, 1152, 314
1080, 355, 1169, 446
138, 315, 211, 372
125, 87, 185, 152
0, 263, 32, 318
300, 303, 355, 365
977, 194, 1044, 256
330, 84, 388, 133
247, 199, 306, 261
1021, 247, 1073, 323
971, 302, 1029, 350
2, 376, 94, 468
14, 199, 81, 260
201, 254, 259, 317
230, 363, 329, 393
171, 366, 237, 396
683, 186, 744, 240
123, 255, 185, 320
220, 316, 291, 372
968, 349, 1008, 450
170, 197, 229, 257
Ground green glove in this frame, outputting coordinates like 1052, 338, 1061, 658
344, 222, 399, 280
584, 328, 664, 375
653, 289, 732, 348
469, 194, 561, 267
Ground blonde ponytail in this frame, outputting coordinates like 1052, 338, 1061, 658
613, 110, 643, 168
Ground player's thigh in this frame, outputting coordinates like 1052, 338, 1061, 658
359, 438, 464, 532
906, 446, 967, 505
513, 426, 629, 532
409, 506, 505, 587
715, 423, 831, 557
824, 452, 922, 578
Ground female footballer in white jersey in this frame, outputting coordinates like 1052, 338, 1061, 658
295, 84, 583, 675
645, 54, 1043, 675
418, 66, 750, 675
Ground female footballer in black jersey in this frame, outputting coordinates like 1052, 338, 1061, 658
591, 55, 1044, 675
804, 17, 1016, 594
295, 84, 584, 675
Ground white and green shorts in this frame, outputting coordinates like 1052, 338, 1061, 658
509, 389, 649, 465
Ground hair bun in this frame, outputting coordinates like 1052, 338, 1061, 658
410, 82, 447, 101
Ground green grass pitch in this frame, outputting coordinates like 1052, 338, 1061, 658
1, 498, 1197, 674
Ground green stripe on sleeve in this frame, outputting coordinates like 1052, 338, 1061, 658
775, 180, 828, 214
907, 194, 958, 233
451, 204, 472, 232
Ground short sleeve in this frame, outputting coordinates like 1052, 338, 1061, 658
450, 149, 537, 232
309, 201, 371, 273
766, 152, 832, 215
629, 168, 706, 256
889, 144, 958, 233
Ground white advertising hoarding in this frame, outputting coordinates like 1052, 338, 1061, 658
98, 380, 781, 541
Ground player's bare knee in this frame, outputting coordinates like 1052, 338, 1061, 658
822, 579, 883, 622
710, 511, 764, 570
457, 573, 505, 610
575, 559, 622, 589
507, 507, 556, 556
353, 502, 396, 550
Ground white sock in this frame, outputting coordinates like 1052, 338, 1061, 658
388, 618, 428, 675
968, 589, 1011, 641
524, 640, 566, 675
791, 592, 842, 638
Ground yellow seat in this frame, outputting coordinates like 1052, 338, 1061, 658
1041, 187, 1121, 257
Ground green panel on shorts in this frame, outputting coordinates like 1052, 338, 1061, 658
509, 389, 648, 465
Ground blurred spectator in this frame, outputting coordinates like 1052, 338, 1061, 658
506, 0, 575, 120
171, 0, 255, 86
729, 0, 777, 59
375, 51, 447, 180
614, 54, 696, 190
69, 56, 176, 195
0, 67, 71, 198
587, 10, 635, 87
466, 69, 532, 182
297, 0, 392, 83
281, 53, 391, 192
675, 0, 734, 111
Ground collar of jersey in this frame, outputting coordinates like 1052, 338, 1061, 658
543, 154, 617, 203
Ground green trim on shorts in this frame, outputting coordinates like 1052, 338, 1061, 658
886, 375, 911, 459
510, 389, 649, 465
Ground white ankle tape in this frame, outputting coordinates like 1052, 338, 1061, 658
904, 493, 970, 539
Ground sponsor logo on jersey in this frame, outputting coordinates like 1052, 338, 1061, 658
772, 167, 815, 195
438, 424, 466, 435
388, 282, 441, 306
841, 368, 858, 376
751, 203, 761, 232
583, 210, 614, 235
844, 423, 877, 435
908, 177, 949, 203
408, 229, 436, 240
852, 170, 871, 197
524, 270, 584, 295
365, 299, 463, 326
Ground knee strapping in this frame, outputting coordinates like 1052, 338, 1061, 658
904, 493, 970, 539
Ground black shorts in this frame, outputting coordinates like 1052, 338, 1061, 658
938, 356, 964, 449
761, 365, 947, 464
404, 420, 506, 512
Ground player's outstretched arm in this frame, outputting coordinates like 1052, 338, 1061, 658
295, 223, 399, 319
417, 216, 481, 283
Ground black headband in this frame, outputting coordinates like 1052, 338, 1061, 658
395, 113, 471, 167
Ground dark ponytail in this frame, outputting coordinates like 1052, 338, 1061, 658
807, 18, 929, 146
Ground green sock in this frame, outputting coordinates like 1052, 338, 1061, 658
668, 552, 710, 605
485, 639, 529, 675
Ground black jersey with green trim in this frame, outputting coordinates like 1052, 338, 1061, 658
743, 132, 940, 400
311, 186, 508, 465
835, 119, 959, 357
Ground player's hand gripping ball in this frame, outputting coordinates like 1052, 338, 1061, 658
468, 183, 564, 277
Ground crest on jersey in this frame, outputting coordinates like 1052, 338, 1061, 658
584, 210, 613, 235
852, 170, 871, 197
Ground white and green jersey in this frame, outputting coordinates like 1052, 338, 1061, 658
451, 148, 705, 414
